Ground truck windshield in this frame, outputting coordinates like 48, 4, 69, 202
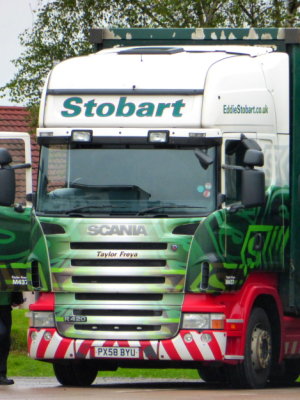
36, 144, 217, 217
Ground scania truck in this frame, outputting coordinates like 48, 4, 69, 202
3, 28, 300, 389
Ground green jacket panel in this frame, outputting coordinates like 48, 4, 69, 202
0, 292, 11, 306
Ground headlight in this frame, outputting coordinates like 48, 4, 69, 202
182, 313, 225, 330
29, 311, 55, 328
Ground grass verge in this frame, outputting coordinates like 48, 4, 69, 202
8, 352, 199, 379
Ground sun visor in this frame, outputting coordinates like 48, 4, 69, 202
41, 48, 233, 129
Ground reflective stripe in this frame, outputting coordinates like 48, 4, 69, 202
28, 329, 227, 361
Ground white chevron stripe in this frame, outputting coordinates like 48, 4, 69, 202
214, 332, 227, 355
129, 341, 141, 347
44, 332, 62, 358
158, 343, 171, 360
65, 341, 76, 358
172, 335, 193, 360
191, 332, 214, 360
75, 339, 84, 352
91, 340, 106, 347
29, 330, 45, 358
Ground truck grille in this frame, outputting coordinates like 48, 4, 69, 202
75, 293, 163, 301
71, 242, 167, 250
71, 259, 166, 267
72, 276, 165, 284
50, 221, 194, 341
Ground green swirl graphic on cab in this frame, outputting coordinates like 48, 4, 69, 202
0, 207, 50, 292
187, 186, 289, 293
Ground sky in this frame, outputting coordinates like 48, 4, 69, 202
0, 0, 45, 106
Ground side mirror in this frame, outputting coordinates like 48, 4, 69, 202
0, 148, 15, 206
241, 168, 265, 208
243, 149, 264, 167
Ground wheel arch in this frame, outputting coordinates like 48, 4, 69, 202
236, 275, 285, 364
229, 272, 284, 362
251, 295, 282, 367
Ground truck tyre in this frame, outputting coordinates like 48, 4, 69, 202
270, 359, 300, 385
228, 307, 272, 389
53, 361, 98, 386
198, 365, 226, 383
280, 360, 300, 383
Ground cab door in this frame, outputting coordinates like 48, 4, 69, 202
0, 132, 32, 291
222, 132, 286, 289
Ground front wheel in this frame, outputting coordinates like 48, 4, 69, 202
198, 365, 226, 383
53, 360, 98, 386
228, 307, 272, 389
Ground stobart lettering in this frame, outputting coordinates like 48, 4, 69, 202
61, 96, 186, 118
88, 224, 147, 236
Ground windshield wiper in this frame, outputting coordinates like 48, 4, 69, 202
136, 204, 205, 216
64, 205, 128, 215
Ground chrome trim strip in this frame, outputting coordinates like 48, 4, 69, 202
224, 355, 244, 360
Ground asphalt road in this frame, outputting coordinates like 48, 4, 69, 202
1, 378, 300, 400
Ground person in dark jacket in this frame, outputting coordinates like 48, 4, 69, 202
0, 292, 24, 385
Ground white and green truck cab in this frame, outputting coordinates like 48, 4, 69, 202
20, 28, 300, 388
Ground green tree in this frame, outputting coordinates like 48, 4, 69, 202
1, 0, 299, 107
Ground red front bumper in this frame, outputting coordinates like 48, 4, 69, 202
28, 328, 227, 362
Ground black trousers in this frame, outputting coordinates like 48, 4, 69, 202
0, 306, 12, 376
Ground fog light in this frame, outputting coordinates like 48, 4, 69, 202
201, 333, 212, 343
44, 331, 53, 341
31, 331, 38, 341
184, 333, 193, 343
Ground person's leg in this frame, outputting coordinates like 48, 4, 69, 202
0, 308, 14, 384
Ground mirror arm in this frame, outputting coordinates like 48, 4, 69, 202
222, 164, 244, 171
229, 203, 245, 214
11, 163, 32, 170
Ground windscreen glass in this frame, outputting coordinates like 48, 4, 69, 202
36, 144, 217, 217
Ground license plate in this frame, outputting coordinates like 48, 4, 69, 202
94, 347, 140, 359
